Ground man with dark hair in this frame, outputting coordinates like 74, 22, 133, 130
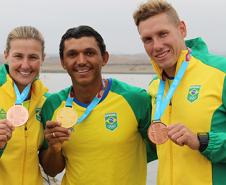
39, 25, 156, 185
133, 0, 226, 185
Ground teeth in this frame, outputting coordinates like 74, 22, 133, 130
156, 50, 168, 59
20, 71, 31, 76
77, 68, 89, 73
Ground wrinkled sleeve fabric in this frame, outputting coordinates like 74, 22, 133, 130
202, 76, 226, 163
203, 132, 226, 163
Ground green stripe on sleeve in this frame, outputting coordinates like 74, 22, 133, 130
110, 79, 157, 162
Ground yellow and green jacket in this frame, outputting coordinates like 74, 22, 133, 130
0, 64, 48, 185
149, 38, 226, 185
41, 78, 157, 185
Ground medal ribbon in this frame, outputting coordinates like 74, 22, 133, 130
154, 50, 191, 120
14, 83, 31, 105
65, 80, 106, 124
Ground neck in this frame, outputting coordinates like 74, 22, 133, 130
163, 66, 176, 79
72, 79, 104, 104
15, 82, 30, 94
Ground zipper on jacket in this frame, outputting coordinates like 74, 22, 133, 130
21, 126, 28, 185
168, 102, 173, 185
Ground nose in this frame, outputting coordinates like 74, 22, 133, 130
152, 38, 163, 51
20, 58, 30, 69
77, 53, 86, 65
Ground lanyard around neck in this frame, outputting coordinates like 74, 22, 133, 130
65, 79, 106, 124
14, 83, 31, 105
154, 50, 191, 120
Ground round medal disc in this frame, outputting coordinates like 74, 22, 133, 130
7, 105, 29, 127
56, 107, 78, 128
148, 121, 168, 144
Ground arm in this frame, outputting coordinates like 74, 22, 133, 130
39, 121, 70, 176
139, 92, 157, 162
167, 123, 226, 163
202, 131, 226, 163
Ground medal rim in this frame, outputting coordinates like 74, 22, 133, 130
56, 107, 78, 128
148, 120, 168, 144
6, 105, 29, 127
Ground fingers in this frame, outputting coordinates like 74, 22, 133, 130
167, 124, 199, 150
0, 119, 15, 131
168, 124, 186, 146
0, 119, 14, 148
44, 121, 71, 149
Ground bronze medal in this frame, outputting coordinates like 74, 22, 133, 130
148, 120, 168, 144
56, 107, 78, 128
7, 105, 29, 127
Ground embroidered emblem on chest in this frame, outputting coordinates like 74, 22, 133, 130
0, 109, 6, 119
35, 108, 41, 121
105, 113, 118, 131
187, 85, 201, 103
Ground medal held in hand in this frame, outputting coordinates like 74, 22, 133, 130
7, 105, 29, 127
56, 107, 78, 128
58, 80, 107, 128
148, 120, 168, 144
6, 83, 31, 127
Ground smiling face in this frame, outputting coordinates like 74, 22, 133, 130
61, 36, 108, 88
138, 13, 187, 76
4, 39, 44, 92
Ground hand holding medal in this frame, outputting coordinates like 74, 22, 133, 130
45, 121, 71, 152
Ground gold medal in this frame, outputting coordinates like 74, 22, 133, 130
148, 120, 168, 144
56, 107, 78, 128
7, 105, 29, 127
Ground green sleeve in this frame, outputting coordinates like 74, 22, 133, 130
202, 132, 226, 163
110, 79, 157, 163
137, 93, 157, 162
0, 144, 7, 158
40, 95, 58, 150
202, 77, 226, 163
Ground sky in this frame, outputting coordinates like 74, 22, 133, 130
0, 0, 226, 56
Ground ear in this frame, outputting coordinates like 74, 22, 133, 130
102, 51, 109, 67
178, 21, 187, 38
61, 59, 66, 69
4, 50, 8, 61
41, 53, 46, 65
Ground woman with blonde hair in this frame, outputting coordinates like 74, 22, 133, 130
0, 26, 49, 185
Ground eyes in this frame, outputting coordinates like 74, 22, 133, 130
65, 48, 97, 58
12, 53, 41, 61
142, 31, 168, 44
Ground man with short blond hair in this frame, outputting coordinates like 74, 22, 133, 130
134, 0, 226, 185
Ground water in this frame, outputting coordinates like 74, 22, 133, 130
39, 73, 158, 185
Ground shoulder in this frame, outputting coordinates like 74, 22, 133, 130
192, 52, 226, 73
43, 87, 70, 108
0, 64, 9, 86
110, 78, 150, 101
186, 37, 226, 73
148, 75, 160, 96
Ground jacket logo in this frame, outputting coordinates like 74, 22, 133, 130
36, 108, 41, 121
187, 85, 201, 103
105, 113, 118, 131
0, 109, 6, 119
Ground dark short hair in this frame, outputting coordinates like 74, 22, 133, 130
59, 25, 106, 59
